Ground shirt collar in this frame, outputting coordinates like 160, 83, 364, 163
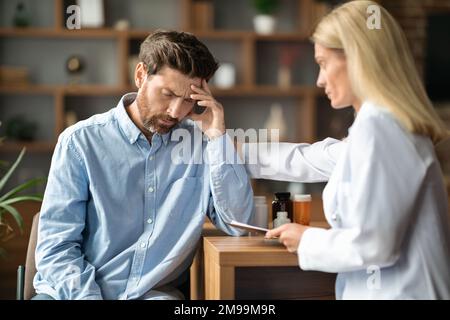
114, 92, 171, 146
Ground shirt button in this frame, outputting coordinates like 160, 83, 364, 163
148, 187, 154, 193
331, 213, 338, 221
140, 242, 146, 248
147, 218, 153, 224
149, 156, 154, 161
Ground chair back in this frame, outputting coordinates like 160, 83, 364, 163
24, 212, 39, 300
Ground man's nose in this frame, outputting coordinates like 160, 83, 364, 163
167, 98, 184, 119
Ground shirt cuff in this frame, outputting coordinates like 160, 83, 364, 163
298, 227, 325, 271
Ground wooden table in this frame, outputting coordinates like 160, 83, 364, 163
202, 222, 336, 300
189, 220, 227, 300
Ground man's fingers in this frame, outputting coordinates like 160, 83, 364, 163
202, 79, 212, 95
197, 100, 221, 112
191, 80, 212, 95
187, 110, 200, 121
191, 84, 207, 95
190, 94, 211, 101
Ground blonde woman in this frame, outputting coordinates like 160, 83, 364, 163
242, 1, 450, 299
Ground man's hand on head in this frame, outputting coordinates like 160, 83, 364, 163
188, 79, 226, 140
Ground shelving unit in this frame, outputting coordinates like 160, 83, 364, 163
1, 0, 347, 198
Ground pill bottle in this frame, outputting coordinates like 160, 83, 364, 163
293, 194, 311, 225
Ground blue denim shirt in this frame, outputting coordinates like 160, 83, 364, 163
34, 93, 253, 300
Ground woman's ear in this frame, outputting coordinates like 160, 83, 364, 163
134, 62, 147, 89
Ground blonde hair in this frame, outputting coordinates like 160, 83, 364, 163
311, 0, 449, 144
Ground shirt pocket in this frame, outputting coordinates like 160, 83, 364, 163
163, 177, 204, 223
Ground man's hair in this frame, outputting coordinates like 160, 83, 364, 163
139, 30, 219, 81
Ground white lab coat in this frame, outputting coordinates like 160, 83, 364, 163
243, 101, 450, 299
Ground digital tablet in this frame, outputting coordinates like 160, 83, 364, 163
226, 220, 270, 234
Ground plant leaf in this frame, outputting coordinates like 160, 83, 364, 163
1, 195, 43, 206
0, 203, 23, 233
0, 177, 46, 202
0, 148, 26, 193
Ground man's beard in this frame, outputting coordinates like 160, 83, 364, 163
136, 93, 178, 134
142, 114, 178, 134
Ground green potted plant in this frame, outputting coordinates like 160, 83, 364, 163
0, 143, 45, 258
251, 0, 279, 34
5, 115, 38, 141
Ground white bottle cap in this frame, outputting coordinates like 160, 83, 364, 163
276, 211, 288, 218
254, 196, 266, 204
294, 194, 311, 202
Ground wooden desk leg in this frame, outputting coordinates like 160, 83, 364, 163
204, 250, 235, 299
215, 265, 235, 300
190, 243, 203, 300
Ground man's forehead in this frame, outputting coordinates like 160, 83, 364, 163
164, 80, 199, 96
157, 68, 201, 95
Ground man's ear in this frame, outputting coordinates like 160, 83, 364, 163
134, 62, 147, 89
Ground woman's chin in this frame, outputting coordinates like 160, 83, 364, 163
330, 99, 351, 109
330, 99, 341, 109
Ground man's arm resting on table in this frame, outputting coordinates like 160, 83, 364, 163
206, 133, 254, 236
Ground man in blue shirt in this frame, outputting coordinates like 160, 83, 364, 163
33, 31, 254, 300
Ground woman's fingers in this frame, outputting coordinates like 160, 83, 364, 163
265, 225, 285, 239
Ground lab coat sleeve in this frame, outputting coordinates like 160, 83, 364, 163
298, 118, 426, 273
242, 138, 344, 182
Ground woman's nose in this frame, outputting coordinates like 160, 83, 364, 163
316, 70, 326, 88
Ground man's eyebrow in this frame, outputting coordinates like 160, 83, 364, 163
163, 87, 194, 100
162, 88, 181, 96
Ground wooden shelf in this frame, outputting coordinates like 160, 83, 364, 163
191, 30, 253, 40
0, 85, 127, 96
0, 84, 325, 98
127, 29, 256, 40
0, 85, 58, 95
0, 28, 120, 38
211, 85, 317, 97
0, 28, 311, 42
195, 31, 310, 41
252, 33, 311, 41
0, 141, 55, 153
62, 85, 127, 96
